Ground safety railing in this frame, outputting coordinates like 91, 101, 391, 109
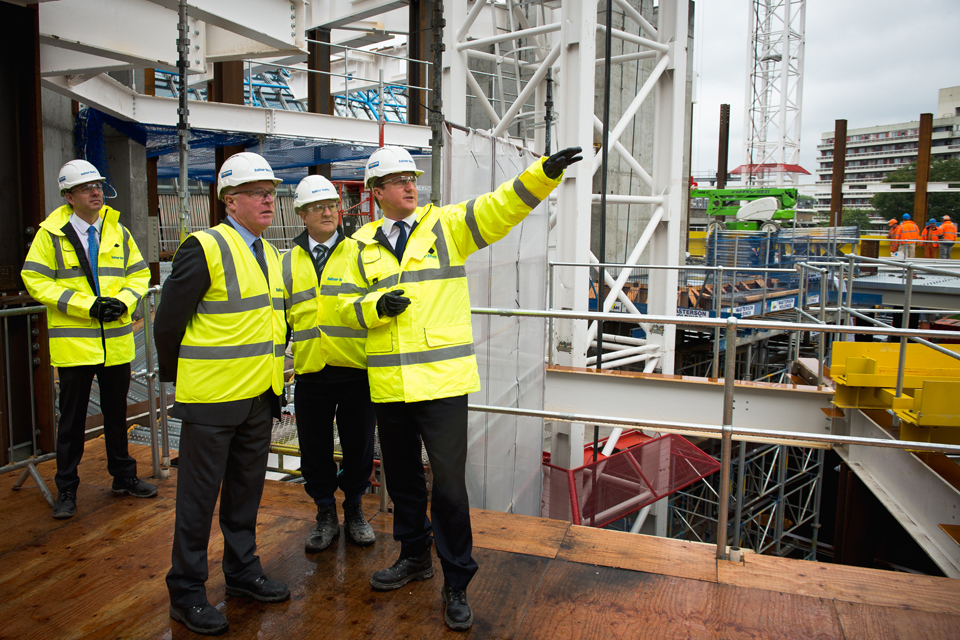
0, 304, 56, 507
469, 305, 960, 561
133, 286, 171, 480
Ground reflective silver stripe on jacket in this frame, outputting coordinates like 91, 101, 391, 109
513, 177, 542, 209
57, 290, 74, 314
367, 343, 475, 368
281, 251, 294, 299
23, 261, 58, 279
180, 341, 274, 360
321, 282, 366, 296
291, 289, 317, 306
319, 325, 366, 339
196, 227, 272, 315
464, 199, 488, 249
99, 267, 125, 277
292, 326, 321, 342
48, 324, 134, 340
126, 260, 148, 275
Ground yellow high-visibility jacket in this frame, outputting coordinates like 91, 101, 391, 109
337, 156, 561, 403
21, 204, 149, 367
281, 230, 366, 375
175, 224, 286, 404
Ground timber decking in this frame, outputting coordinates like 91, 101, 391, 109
1, 440, 959, 639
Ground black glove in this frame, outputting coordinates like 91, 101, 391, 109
376, 289, 411, 318
89, 297, 111, 322
542, 146, 584, 180
103, 298, 127, 322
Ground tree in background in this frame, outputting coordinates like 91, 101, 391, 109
818, 208, 873, 230
872, 159, 960, 220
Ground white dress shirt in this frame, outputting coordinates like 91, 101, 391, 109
69, 213, 103, 264
380, 213, 418, 250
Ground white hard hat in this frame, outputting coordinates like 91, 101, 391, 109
294, 175, 340, 212
216, 152, 282, 201
58, 160, 105, 196
363, 146, 423, 189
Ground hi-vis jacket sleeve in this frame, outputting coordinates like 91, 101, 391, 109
115, 228, 150, 320
335, 239, 392, 332
21, 230, 97, 318
444, 155, 561, 258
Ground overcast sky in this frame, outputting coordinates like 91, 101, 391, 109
690, 0, 960, 189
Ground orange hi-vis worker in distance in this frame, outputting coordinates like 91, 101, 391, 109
939, 215, 957, 259
898, 213, 920, 259
921, 218, 941, 259
887, 219, 900, 254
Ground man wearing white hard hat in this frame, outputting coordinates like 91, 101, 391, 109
337, 144, 582, 630
22, 160, 154, 521
281, 174, 377, 554
155, 151, 289, 635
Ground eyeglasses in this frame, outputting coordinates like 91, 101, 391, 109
231, 188, 277, 201
302, 202, 338, 215
70, 183, 104, 195
379, 175, 417, 188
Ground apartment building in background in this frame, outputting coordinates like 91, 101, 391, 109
814, 86, 960, 211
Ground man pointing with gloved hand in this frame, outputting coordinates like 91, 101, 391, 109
337, 145, 581, 632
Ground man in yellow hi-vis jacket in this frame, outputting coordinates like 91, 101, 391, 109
22, 160, 153, 521
155, 152, 289, 636
337, 145, 582, 630
282, 175, 376, 554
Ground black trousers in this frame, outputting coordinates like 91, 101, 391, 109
55, 362, 136, 494
295, 372, 376, 507
165, 394, 273, 608
375, 394, 478, 591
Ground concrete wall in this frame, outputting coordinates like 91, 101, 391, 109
104, 124, 149, 260
938, 86, 960, 119
41, 89, 75, 217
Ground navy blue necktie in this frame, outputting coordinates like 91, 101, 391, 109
314, 245, 329, 277
395, 221, 408, 260
253, 238, 268, 281
87, 226, 100, 295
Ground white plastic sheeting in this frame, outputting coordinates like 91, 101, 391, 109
443, 127, 548, 517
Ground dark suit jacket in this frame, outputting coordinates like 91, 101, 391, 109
154, 218, 281, 425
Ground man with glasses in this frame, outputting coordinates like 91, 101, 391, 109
155, 152, 289, 636
281, 175, 376, 555
22, 159, 154, 521
337, 144, 582, 630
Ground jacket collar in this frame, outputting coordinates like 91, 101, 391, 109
41, 204, 120, 236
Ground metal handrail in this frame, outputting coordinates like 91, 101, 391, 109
470, 305, 960, 561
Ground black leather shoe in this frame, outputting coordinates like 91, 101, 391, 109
225, 575, 290, 603
443, 584, 474, 630
111, 476, 158, 498
169, 602, 228, 636
343, 501, 375, 547
305, 504, 340, 552
52, 491, 76, 519
370, 548, 434, 591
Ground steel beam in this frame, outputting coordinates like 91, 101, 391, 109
545, 366, 834, 437
837, 409, 960, 578
146, 0, 306, 53
41, 73, 431, 148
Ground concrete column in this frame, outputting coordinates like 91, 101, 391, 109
104, 124, 149, 259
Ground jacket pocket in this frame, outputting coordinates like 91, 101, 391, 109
367, 329, 394, 354
424, 323, 472, 348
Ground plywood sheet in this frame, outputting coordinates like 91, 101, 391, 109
472, 508, 570, 558
556, 525, 717, 582
719, 553, 960, 615
834, 599, 960, 640
515, 560, 843, 640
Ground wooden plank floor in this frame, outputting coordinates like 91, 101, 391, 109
2, 440, 960, 639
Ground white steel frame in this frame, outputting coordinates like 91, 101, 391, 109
442, 0, 688, 378
741, 0, 806, 187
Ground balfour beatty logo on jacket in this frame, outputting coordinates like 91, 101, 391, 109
20, 204, 149, 368
175, 224, 285, 404
337, 157, 561, 404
